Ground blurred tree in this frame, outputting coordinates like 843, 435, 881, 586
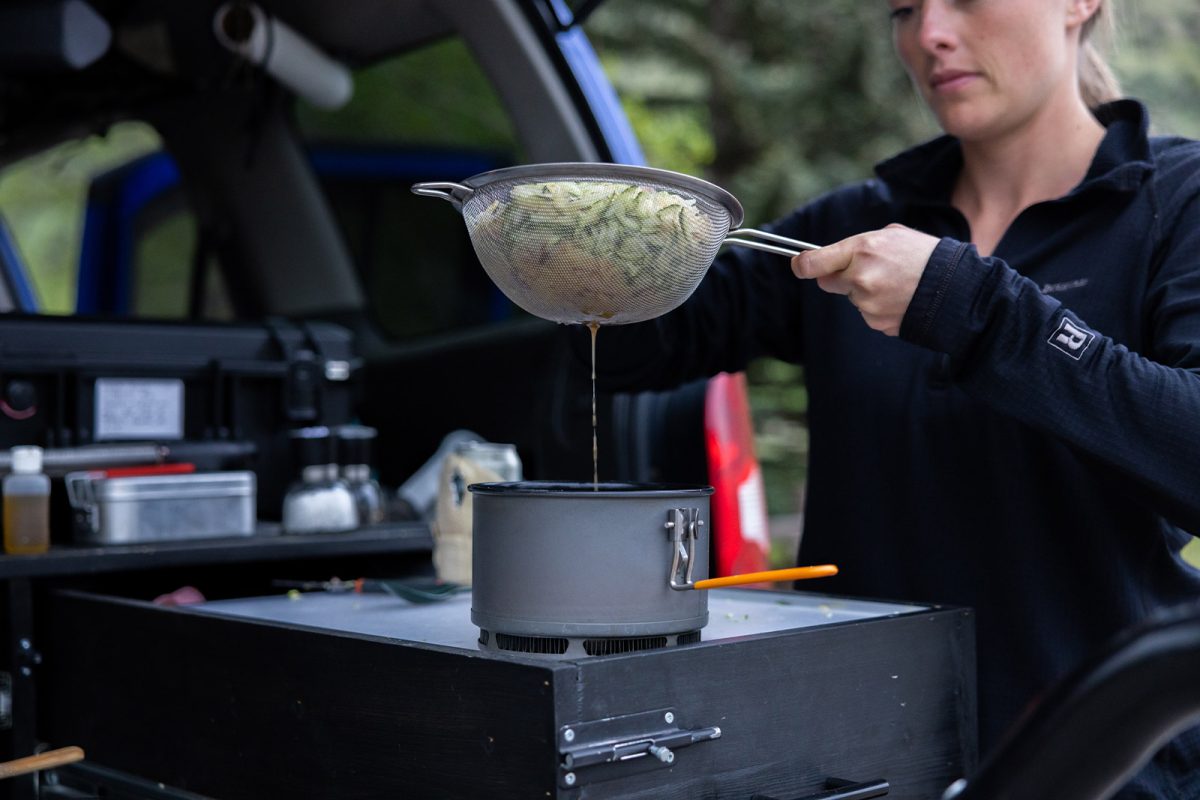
589, 0, 935, 225
1115, 0, 1200, 137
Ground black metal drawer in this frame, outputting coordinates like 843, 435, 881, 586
38, 588, 976, 799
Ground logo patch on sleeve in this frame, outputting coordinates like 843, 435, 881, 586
1048, 317, 1095, 359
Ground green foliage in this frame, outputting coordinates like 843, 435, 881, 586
1183, 537, 1200, 569
745, 358, 807, 515
0, 123, 160, 313
296, 38, 518, 152
617, 95, 715, 174
590, 0, 937, 225
1114, 0, 1200, 137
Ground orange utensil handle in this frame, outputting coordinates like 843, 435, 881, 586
0, 746, 85, 779
692, 564, 838, 591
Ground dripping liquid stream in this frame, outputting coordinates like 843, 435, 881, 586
588, 322, 600, 490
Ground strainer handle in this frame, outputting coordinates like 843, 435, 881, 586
724, 227, 821, 257
411, 181, 473, 211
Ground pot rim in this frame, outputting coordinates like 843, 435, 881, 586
469, 480, 714, 497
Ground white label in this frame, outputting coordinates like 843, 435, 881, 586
1047, 317, 1095, 360
94, 378, 185, 440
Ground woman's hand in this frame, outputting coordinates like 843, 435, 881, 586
791, 224, 940, 336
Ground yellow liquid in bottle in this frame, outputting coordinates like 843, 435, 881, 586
4, 494, 50, 555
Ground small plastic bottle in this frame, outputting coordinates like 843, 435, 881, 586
4, 446, 50, 555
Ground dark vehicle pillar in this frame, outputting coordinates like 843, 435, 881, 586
147, 89, 362, 319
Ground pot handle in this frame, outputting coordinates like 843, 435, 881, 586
411, 181, 473, 211
692, 564, 838, 590
0, 746, 86, 779
666, 507, 702, 590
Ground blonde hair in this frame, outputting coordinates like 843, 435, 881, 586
1079, 2, 1121, 109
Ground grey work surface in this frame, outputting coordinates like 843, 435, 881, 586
196, 588, 925, 651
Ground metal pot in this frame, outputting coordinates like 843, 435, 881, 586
470, 481, 712, 640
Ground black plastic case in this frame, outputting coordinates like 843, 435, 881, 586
0, 314, 359, 521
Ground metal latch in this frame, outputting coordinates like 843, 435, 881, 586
558, 707, 721, 788
666, 507, 703, 590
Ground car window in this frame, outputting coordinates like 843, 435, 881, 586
0, 36, 522, 331
0, 122, 156, 313
0, 121, 232, 320
132, 205, 234, 321
294, 36, 525, 341
296, 37, 521, 152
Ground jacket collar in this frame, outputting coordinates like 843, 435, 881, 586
874, 98, 1155, 205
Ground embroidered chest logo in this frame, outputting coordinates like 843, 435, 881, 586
1041, 278, 1089, 295
1048, 317, 1095, 360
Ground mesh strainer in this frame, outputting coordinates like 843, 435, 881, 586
413, 162, 818, 326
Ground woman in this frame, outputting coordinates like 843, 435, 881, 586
590, 0, 1200, 796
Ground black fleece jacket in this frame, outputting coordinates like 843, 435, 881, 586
586, 100, 1200, 797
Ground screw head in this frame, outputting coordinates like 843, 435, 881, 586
563, 728, 575, 742
564, 772, 577, 786
664, 711, 675, 724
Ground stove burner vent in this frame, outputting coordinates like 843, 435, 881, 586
583, 635, 667, 656
492, 631, 569, 655
479, 629, 702, 657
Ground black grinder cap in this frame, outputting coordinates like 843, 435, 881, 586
290, 425, 336, 469
336, 424, 377, 467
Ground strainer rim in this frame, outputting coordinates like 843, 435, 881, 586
458, 162, 745, 228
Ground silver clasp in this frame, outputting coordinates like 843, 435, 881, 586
666, 507, 703, 590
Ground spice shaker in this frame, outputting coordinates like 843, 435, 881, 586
336, 424, 384, 526
281, 426, 357, 534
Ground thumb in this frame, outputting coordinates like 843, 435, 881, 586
791, 239, 849, 280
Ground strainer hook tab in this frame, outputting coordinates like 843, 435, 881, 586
411, 181, 473, 211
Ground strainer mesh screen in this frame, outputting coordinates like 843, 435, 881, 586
461, 176, 732, 325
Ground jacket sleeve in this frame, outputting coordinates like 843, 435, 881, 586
584, 216, 808, 392
899, 198, 1200, 531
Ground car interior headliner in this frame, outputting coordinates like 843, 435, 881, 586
0, 0, 463, 158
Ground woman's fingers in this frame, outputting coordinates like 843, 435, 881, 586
790, 226, 940, 336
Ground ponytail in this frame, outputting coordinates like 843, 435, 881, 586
1079, 3, 1121, 110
